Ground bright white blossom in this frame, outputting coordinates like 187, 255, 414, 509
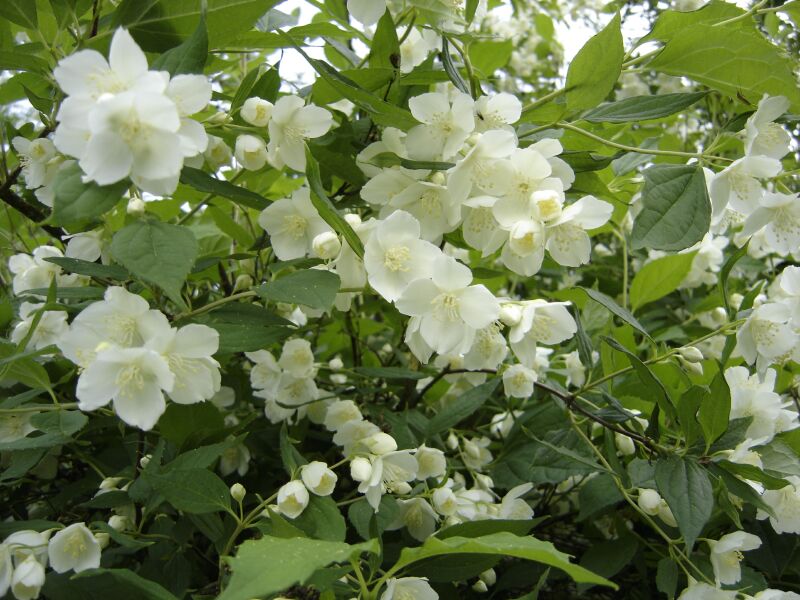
47, 523, 101, 574
258, 187, 332, 260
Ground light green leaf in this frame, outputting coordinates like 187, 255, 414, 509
50, 163, 128, 225
698, 369, 730, 448
0, 51, 49, 73
370, 11, 400, 70
426, 379, 500, 435
111, 220, 198, 308
565, 13, 623, 113
630, 252, 697, 311
631, 164, 711, 252
649, 22, 800, 111
258, 269, 341, 310
469, 39, 513, 75
218, 537, 378, 600
603, 337, 674, 419
391, 532, 615, 588
655, 456, 713, 549
583, 92, 708, 123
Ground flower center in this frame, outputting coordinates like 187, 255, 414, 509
116, 364, 145, 396
282, 215, 307, 239
383, 246, 411, 272
432, 293, 460, 321
64, 531, 87, 558
419, 190, 443, 217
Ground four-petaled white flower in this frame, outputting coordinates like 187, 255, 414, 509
258, 187, 333, 260
708, 531, 761, 586
267, 95, 333, 171
406, 92, 475, 161
47, 523, 101, 574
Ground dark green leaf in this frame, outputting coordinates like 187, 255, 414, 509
258, 269, 341, 310
150, 16, 208, 75
426, 379, 499, 435
440, 37, 470, 95
353, 367, 427, 380
180, 167, 269, 210
583, 92, 708, 123
656, 558, 680, 600
631, 164, 711, 252
698, 370, 730, 448
50, 162, 128, 225
603, 337, 674, 418
145, 468, 231, 514
577, 287, 652, 341
0, 1, 38, 29
370, 11, 400, 70
44, 568, 179, 600
630, 252, 697, 312
44, 257, 128, 280
655, 456, 713, 549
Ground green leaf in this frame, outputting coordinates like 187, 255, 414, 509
698, 370, 730, 448
44, 257, 128, 280
577, 474, 624, 521
44, 568, 179, 600
111, 220, 198, 308
708, 463, 774, 517
469, 39, 513, 75
435, 519, 539, 540
29, 411, 87, 437
158, 402, 224, 447
180, 167, 269, 210
218, 537, 378, 600
656, 558, 680, 600
440, 37, 470, 95
391, 532, 615, 588
367, 152, 455, 171
565, 13, 623, 113
677, 385, 706, 448
150, 16, 208, 75
583, 92, 708, 123
719, 239, 749, 316
0, 51, 49, 73
426, 379, 500, 435
347, 496, 399, 541
577, 287, 652, 341
50, 162, 128, 225
258, 269, 341, 310
0, 1, 38, 29
630, 252, 697, 312
631, 164, 711, 252
305, 148, 365, 259
145, 468, 231, 514
717, 461, 789, 491
370, 11, 400, 70
578, 536, 637, 591
352, 367, 427, 380
603, 337, 674, 419
650, 22, 800, 111
655, 456, 713, 549
292, 495, 347, 542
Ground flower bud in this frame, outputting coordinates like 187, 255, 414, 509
276, 480, 309, 519
139, 454, 151, 468
328, 357, 344, 370
416, 445, 446, 480
363, 432, 397, 455
230, 483, 247, 502
300, 461, 338, 496
472, 580, 489, 593
241, 97, 274, 127
389, 481, 412, 494
94, 532, 110, 549
499, 304, 522, 327
446, 432, 459, 450
677, 346, 704, 363
658, 503, 678, 528
430, 172, 446, 186
637, 488, 662, 516
480, 568, 497, 586
108, 515, 130, 532
234, 134, 268, 170
233, 274, 253, 292
344, 213, 362, 228
204, 135, 232, 169
126, 196, 145, 216
99, 477, 124, 492
475, 474, 494, 490
312, 231, 342, 260
615, 432, 636, 456
208, 111, 230, 124
350, 457, 373, 482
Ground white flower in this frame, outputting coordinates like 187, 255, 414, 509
396, 254, 500, 356
151, 324, 221, 405
257, 373, 318, 424
677, 582, 737, 600
11, 302, 68, 352
502, 364, 537, 398
745, 95, 791, 159
380, 577, 438, 600
462, 324, 508, 371
220, 441, 252, 477
461, 436, 493, 471
499, 483, 533, 519
234, 134, 268, 170
10, 555, 45, 600
4, 531, 49, 567
754, 590, 800, 600
564, 350, 587, 387
364, 210, 441, 302
741, 191, 800, 254
432, 487, 459, 516
276, 480, 309, 518
65, 230, 104, 263
462, 196, 507, 257
312, 231, 342, 259
709, 155, 782, 217
736, 303, 796, 371
758, 478, 800, 534
0, 415, 35, 444
545, 196, 613, 267
9, 246, 80, 296
240, 96, 274, 127
258, 187, 332, 260
388, 499, 438, 541
416, 445, 446, 480
47, 523, 101, 573
323, 399, 363, 431
386, 177, 461, 243
246, 350, 282, 393
278, 338, 317, 379
399, 28, 439, 73
300, 461, 338, 496
333, 419, 381, 456
359, 451, 419, 511
267, 95, 333, 171
708, 531, 761, 586
204, 135, 232, 169
508, 300, 577, 366
76, 346, 175, 430
725, 367, 794, 442
12, 137, 57, 189
474, 93, 522, 131
446, 130, 517, 203
347, 0, 387, 26
406, 92, 475, 161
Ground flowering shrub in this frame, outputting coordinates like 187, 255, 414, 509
0, 0, 799, 598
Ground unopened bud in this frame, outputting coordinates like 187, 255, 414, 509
328, 357, 344, 370
233, 274, 253, 292
350, 457, 373, 482
139, 454, 151, 468
389, 481, 412, 494
108, 515, 130, 532
480, 568, 497, 586
312, 231, 342, 260
446, 432, 459, 450
499, 304, 522, 327
614, 432, 636, 456
230, 483, 246, 502
344, 213, 362, 228
472, 580, 489, 593
241, 97, 274, 127
430, 172, 446, 186
94, 532, 110, 549
677, 346, 704, 363
363, 432, 397, 455
208, 111, 230, 124
126, 196, 145, 216
637, 488, 662, 515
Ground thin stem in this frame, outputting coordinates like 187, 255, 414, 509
556, 122, 733, 162
521, 88, 566, 114
0, 403, 78, 414
175, 290, 257, 320
715, 0, 769, 26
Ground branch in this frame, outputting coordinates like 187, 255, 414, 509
0, 170, 64, 240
